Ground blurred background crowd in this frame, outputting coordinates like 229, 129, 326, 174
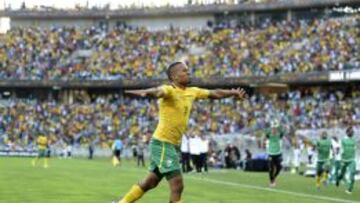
0, 0, 359, 169
0, 86, 358, 150
5, 0, 314, 11
0, 17, 358, 80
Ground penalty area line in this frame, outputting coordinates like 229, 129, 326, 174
189, 177, 360, 203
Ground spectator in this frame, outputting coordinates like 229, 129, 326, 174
224, 143, 241, 169
88, 141, 95, 160
199, 135, 209, 173
189, 134, 202, 173
181, 135, 192, 173
136, 140, 146, 167
0, 17, 357, 80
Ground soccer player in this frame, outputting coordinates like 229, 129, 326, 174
32, 133, 49, 168
336, 126, 357, 194
264, 120, 285, 187
330, 136, 341, 184
117, 61, 247, 203
314, 131, 331, 190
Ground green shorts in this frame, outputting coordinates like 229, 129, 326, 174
316, 160, 330, 175
149, 139, 181, 180
38, 149, 47, 158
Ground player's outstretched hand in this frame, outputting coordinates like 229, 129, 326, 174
232, 88, 247, 100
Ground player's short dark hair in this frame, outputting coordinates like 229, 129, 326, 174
346, 126, 353, 136
166, 62, 183, 81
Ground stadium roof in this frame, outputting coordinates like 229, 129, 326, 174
0, 0, 359, 19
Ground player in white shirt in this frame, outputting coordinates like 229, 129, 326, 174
330, 136, 341, 184
181, 135, 192, 173
199, 135, 209, 173
292, 144, 301, 174
307, 145, 315, 165
189, 135, 202, 173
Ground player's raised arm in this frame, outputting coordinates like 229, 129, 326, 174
125, 86, 166, 98
262, 129, 269, 148
208, 88, 247, 100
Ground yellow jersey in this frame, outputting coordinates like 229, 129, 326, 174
37, 136, 48, 150
153, 85, 209, 145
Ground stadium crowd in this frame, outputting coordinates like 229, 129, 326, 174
8, 0, 307, 11
0, 87, 359, 149
0, 17, 358, 80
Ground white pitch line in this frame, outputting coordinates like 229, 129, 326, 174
189, 177, 360, 203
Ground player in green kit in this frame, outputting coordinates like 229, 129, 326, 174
264, 120, 285, 187
116, 62, 247, 203
336, 126, 357, 194
314, 131, 331, 190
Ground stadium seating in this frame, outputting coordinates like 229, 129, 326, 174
0, 17, 358, 80
0, 87, 358, 149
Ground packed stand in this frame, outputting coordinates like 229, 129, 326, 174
0, 17, 358, 80
8, 0, 304, 11
0, 86, 359, 150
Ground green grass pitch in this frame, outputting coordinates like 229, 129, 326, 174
0, 157, 359, 203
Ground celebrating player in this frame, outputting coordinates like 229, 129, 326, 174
314, 131, 331, 190
264, 120, 285, 187
336, 126, 357, 194
116, 61, 247, 203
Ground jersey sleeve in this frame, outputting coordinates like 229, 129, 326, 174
160, 85, 173, 98
192, 87, 210, 99
314, 140, 319, 147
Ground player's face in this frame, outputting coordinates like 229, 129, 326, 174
321, 132, 327, 139
271, 128, 277, 134
174, 63, 190, 85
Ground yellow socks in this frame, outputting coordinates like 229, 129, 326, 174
113, 157, 120, 166
31, 159, 36, 166
321, 172, 328, 182
316, 176, 321, 188
44, 158, 49, 168
119, 185, 144, 203
112, 157, 116, 166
